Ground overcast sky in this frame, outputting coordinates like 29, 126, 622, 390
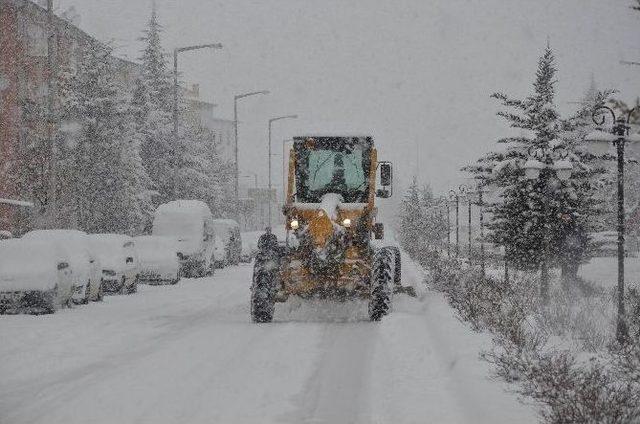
54, 0, 640, 211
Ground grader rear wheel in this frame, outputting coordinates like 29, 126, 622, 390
369, 248, 393, 321
250, 257, 277, 323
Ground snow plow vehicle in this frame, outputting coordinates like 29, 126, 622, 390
251, 135, 415, 323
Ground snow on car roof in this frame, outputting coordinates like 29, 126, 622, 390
0, 239, 68, 265
155, 200, 212, 217
23, 229, 88, 241
89, 234, 134, 249
212, 219, 239, 230
134, 235, 177, 248
91, 233, 133, 242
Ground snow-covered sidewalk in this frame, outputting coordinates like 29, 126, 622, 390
0, 256, 536, 424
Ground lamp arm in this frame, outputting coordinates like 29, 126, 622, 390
626, 106, 639, 126
592, 105, 616, 127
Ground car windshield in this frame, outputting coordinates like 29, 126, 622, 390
295, 138, 371, 203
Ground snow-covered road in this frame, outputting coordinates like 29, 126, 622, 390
0, 254, 536, 424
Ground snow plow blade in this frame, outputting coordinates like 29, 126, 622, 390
394, 284, 417, 298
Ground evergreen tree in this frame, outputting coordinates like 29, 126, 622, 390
63, 41, 152, 234
466, 47, 608, 291
486, 46, 563, 272
133, 4, 175, 205
398, 178, 426, 257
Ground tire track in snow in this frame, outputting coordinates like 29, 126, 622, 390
282, 321, 379, 424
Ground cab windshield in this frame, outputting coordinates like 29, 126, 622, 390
294, 137, 371, 203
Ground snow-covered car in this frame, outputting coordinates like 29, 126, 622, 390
23, 229, 103, 303
152, 200, 216, 278
89, 234, 139, 294
211, 219, 242, 266
134, 235, 180, 284
0, 239, 74, 313
0, 230, 13, 240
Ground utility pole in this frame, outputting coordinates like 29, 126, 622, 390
267, 115, 297, 226
282, 138, 293, 206
479, 188, 485, 277
46, 0, 57, 226
234, 90, 269, 223
172, 43, 223, 195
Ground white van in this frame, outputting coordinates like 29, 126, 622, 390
152, 200, 215, 278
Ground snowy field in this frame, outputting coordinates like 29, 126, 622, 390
579, 256, 640, 290
0, 253, 536, 424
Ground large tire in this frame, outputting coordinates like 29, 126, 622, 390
42, 285, 58, 314
127, 277, 138, 294
118, 277, 127, 295
250, 257, 277, 323
96, 281, 104, 302
369, 248, 393, 321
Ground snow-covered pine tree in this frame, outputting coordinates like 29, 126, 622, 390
420, 183, 448, 250
133, 4, 175, 205
398, 177, 426, 258
556, 83, 612, 285
64, 41, 151, 234
472, 45, 605, 295
485, 46, 563, 275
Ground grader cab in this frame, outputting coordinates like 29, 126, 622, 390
250, 135, 413, 323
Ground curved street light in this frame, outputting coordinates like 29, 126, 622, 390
268, 115, 298, 226
584, 104, 640, 344
234, 90, 270, 221
172, 42, 223, 195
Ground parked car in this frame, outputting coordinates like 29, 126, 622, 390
23, 229, 103, 303
89, 234, 139, 294
134, 235, 181, 285
152, 200, 216, 278
212, 219, 242, 266
0, 230, 13, 240
0, 239, 74, 314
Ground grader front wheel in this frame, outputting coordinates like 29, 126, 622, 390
250, 257, 277, 323
369, 248, 393, 321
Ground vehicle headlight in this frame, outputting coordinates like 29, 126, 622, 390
290, 219, 300, 230
342, 218, 352, 228
102, 270, 116, 276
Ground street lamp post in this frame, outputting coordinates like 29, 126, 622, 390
234, 90, 269, 221
467, 193, 472, 258
585, 105, 640, 344
268, 115, 298, 226
173, 43, 223, 194
522, 144, 573, 303
282, 138, 293, 207
449, 187, 467, 258
478, 187, 486, 277
446, 200, 451, 258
